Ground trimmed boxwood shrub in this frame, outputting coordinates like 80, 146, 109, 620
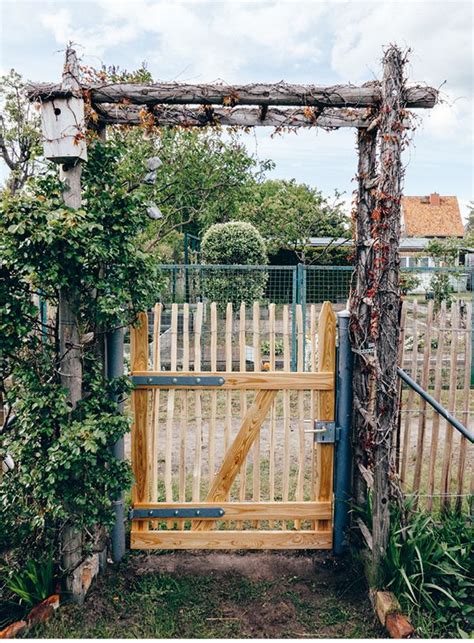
201, 221, 268, 308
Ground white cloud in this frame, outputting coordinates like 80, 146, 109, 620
40, 6, 138, 59
330, 1, 473, 91
40, 1, 328, 81
4, 0, 471, 207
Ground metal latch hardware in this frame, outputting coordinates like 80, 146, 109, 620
132, 375, 225, 388
128, 507, 225, 520
310, 421, 340, 444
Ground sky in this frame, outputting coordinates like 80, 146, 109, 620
1, 0, 473, 220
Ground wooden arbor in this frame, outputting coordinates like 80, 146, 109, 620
28, 46, 437, 572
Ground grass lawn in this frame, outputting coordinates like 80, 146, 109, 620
33, 551, 383, 638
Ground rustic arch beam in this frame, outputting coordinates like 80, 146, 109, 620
26, 80, 438, 109
93, 104, 382, 129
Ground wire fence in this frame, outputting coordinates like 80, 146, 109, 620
156, 264, 473, 306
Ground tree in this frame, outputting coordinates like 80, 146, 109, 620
0, 70, 42, 194
465, 201, 474, 234
426, 237, 461, 266
426, 238, 461, 309
237, 179, 349, 263
201, 221, 268, 307
139, 127, 272, 257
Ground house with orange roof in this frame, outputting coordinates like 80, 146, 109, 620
400, 192, 465, 268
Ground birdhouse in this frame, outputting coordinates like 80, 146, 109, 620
40, 96, 87, 163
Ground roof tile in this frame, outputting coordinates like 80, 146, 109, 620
401, 195, 464, 237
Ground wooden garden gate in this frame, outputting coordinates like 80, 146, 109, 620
128, 301, 337, 550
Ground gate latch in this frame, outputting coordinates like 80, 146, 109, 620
313, 421, 340, 444
128, 507, 225, 520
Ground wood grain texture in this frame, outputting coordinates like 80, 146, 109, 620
412, 300, 434, 501
29, 80, 438, 109
395, 301, 407, 475
165, 304, 178, 504
130, 312, 149, 533
192, 302, 204, 502
209, 302, 218, 483
427, 301, 446, 510
150, 304, 162, 504
401, 300, 418, 485
268, 303, 277, 526
296, 304, 305, 529
315, 302, 336, 531
456, 302, 472, 510
224, 303, 233, 453
131, 530, 332, 550
134, 501, 332, 521
252, 302, 261, 522
179, 304, 190, 505
238, 303, 247, 510
440, 302, 459, 509
193, 389, 277, 531
132, 371, 334, 390
95, 104, 381, 129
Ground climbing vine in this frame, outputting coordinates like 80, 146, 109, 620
0, 128, 161, 561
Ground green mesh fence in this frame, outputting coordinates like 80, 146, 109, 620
156, 265, 298, 306
156, 264, 473, 306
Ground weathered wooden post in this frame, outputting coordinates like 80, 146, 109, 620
350, 126, 378, 514
38, 45, 88, 599
371, 46, 405, 578
350, 45, 406, 582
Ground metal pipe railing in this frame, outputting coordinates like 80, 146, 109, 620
397, 367, 474, 444
107, 327, 126, 563
333, 311, 354, 555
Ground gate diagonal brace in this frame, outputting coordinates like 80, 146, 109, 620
128, 507, 225, 520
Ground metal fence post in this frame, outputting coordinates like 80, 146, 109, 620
301, 264, 307, 370
107, 327, 126, 563
333, 310, 353, 555
39, 294, 48, 343
471, 267, 474, 387
291, 266, 298, 371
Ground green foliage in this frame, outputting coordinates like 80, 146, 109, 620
0, 354, 132, 553
0, 70, 42, 194
237, 179, 349, 262
201, 221, 267, 265
128, 127, 272, 258
4, 556, 55, 608
465, 201, 474, 236
0, 116, 158, 565
2, 140, 161, 331
399, 272, 421, 295
425, 238, 462, 308
0, 264, 38, 381
383, 504, 473, 638
261, 339, 284, 356
201, 222, 268, 307
427, 237, 461, 266
430, 272, 454, 308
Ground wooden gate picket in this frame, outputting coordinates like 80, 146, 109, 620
129, 301, 337, 550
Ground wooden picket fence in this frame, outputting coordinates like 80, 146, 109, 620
129, 301, 337, 550
397, 298, 473, 510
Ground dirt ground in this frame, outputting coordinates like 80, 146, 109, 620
34, 551, 383, 639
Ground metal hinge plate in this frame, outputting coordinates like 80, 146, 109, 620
314, 421, 340, 444
128, 507, 225, 520
132, 375, 225, 388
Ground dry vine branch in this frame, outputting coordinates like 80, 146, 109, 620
349, 45, 416, 579
91, 104, 375, 130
